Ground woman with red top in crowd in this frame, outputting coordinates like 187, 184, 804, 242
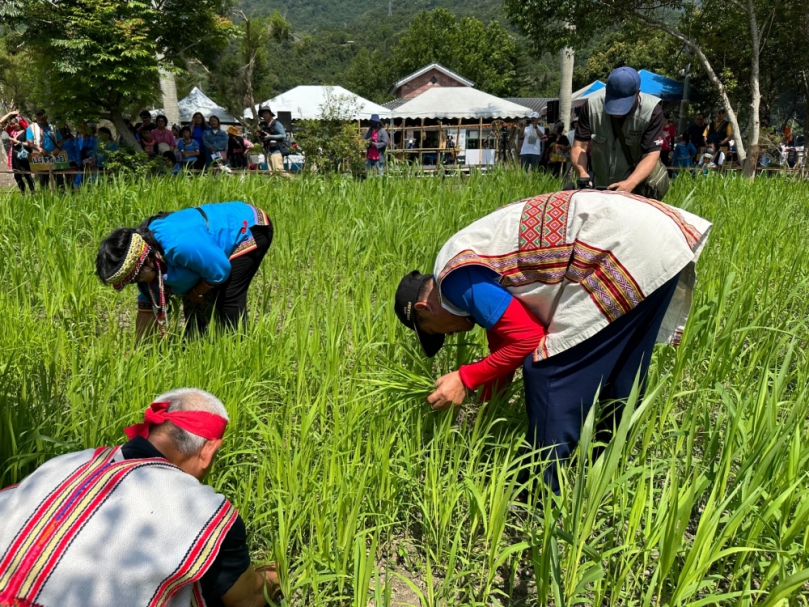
394, 188, 712, 494
661, 112, 677, 166
151, 115, 177, 162
0, 111, 35, 194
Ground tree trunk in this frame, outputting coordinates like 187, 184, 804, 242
559, 47, 574, 132
159, 64, 181, 127
0, 133, 8, 172
744, 0, 761, 178
242, 18, 260, 134
108, 109, 142, 151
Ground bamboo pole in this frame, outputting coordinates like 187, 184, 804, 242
479, 116, 483, 166
457, 117, 462, 165
420, 117, 425, 167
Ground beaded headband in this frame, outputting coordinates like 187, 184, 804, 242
105, 233, 151, 290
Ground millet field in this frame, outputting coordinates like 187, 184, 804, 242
1, 171, 808, 606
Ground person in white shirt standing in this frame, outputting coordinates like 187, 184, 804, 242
519, 112, 545, 171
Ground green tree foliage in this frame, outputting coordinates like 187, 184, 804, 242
0, 33, 35, 111
389, 9, 520, 97
689, 1, 809, 121
504, 0, 806, 169
1, 0, 230, 146
196, 11, 292, 126
293, 91, 365, 173
237, 0, 502, 31
574, 25, 680, 87
343, 48, 391, 104
180, 2, 559, 106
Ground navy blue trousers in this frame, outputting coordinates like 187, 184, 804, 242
522, 273, 680, 492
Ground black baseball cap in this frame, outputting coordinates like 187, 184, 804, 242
394, 271, 445, 357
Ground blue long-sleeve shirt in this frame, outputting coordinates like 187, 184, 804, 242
192, 125, 206, 149
672, 142, 697, 167
61, 137, 81, 164
136, 202, 267, 306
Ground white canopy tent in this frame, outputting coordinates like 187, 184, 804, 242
150, 87, 240, 124
245, 85, 392, 121
391, 87, 532, 120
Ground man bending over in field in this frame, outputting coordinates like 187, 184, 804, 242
0, 388, 282, 607
395, 189, 711, 493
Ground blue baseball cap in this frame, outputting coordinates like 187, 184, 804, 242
604, 67, 641, 116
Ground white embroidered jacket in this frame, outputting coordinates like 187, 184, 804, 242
434, 190, 712, 361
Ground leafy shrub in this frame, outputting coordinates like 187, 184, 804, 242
293, 89, 365, 174
102, 146, 171, 177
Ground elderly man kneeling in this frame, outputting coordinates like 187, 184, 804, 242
0, 388, 281, 607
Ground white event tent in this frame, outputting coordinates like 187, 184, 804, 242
150, 87, 240, 124
245, 85, 392, 121
390, 87, 532, 120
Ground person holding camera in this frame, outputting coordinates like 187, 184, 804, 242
519, 112, 545, 171
363, 113, 389, 175
256, 106, 290, 178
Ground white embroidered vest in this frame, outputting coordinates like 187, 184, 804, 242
0, 447, 236, 607
433, 190, 712, 360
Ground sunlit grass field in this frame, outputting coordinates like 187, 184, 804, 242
1, 171, 808, 606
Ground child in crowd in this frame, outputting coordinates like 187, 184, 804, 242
177, 126, 200, 170
672, 133, 697, 172
697, 146, 725, 171
140, 128, 157, 156
93, 127, 118, 169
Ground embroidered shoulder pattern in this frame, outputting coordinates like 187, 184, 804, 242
439, 191, 577, 289
519, 191, 573, 250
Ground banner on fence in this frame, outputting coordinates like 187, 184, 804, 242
29, 151, 71, 172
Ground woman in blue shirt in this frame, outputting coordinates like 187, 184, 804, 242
95, 201, 273, 341
190, 112, 207, 170
59, 124, 82, 168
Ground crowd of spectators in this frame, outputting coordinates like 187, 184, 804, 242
518, 107, 801, 179
1, 104, 291, 194
130, 110, 259, 172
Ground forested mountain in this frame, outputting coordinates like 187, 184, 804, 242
237, 0, 502, 30
181, 0, 561, 109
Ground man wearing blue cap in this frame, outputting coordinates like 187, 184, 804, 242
571, 66, 669, 199
363, 114, 389, 175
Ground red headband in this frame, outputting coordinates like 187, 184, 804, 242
124, 401, 228, 441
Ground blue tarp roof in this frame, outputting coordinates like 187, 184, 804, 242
579, 80, 605, 97
638, 70, 684, 100
579, 70, 687, 101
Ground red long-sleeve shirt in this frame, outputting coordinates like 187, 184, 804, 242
458, 298, 547, 399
